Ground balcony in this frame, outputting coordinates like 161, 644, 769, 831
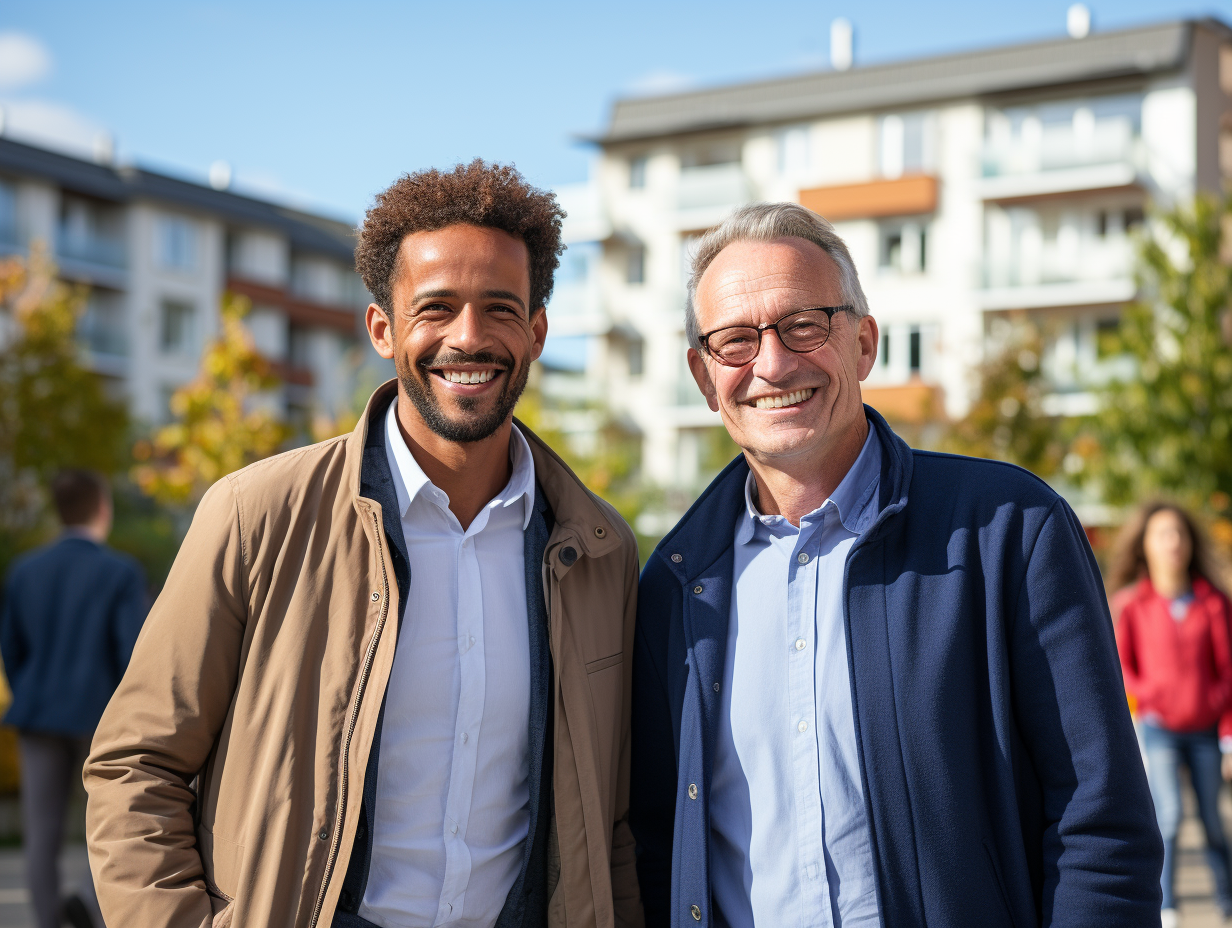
799, 175, 938, 221
676, 164, 749, 229
979, 120, 1144, 202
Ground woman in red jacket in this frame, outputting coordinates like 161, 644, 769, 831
1112, 501, 1232, 926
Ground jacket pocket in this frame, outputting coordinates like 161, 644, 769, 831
198, 824, 244, 907
585, 653, 622, 674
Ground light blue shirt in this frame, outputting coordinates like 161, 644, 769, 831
710, 426, 883, 928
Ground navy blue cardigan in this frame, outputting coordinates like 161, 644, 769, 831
630, 408, 1162, 927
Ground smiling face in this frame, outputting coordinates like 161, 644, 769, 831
366, 223, 547, 444
688, 236, 878, 468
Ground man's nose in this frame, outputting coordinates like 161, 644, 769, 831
750, 328, 799, 381
445, 304, 488, 352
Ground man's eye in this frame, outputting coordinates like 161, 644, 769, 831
490, 305, 519, 315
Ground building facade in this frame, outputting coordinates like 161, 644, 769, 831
557, 18, 1231, 493
0, 137, 381, 429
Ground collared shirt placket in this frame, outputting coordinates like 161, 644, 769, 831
435, 509, 491, 924
787, 513, 831, 927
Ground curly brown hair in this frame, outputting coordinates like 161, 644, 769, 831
1106, 501, 1224, 593
355, 159, 565, 317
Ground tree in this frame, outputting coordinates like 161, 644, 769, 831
133, 292, 288, 506
941, 314, 1070, 479
0, 248, 130, 570
1083, 193, 1232, 550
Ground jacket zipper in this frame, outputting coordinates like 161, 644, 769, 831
309, 510, 391, 927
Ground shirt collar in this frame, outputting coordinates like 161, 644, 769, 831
736, 424, 882, 545
384, 399, 536, 529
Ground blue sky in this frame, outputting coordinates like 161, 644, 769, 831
2, 1, 1230, 220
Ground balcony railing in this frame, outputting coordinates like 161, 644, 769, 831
677, 164, 749, 212
984, 237, 1133, 289
982, 125, 1142, 178
58, 230, 127, 269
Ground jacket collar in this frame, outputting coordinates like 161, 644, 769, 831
347, 379, 620, 561
656, 404, 914, 584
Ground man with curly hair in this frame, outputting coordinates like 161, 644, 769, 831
84, 161, 644, 928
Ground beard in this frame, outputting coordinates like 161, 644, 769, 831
396, 348, 531, 444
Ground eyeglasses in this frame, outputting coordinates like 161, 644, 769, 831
698, 306, 855, 367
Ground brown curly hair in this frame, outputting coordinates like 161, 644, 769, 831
356, 159, 565, 317
1106, 501, 1224, 594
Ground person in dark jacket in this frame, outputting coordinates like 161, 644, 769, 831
0, 470, 146, 928
629, 203, 1163, 928
1110, 502, 1232, 927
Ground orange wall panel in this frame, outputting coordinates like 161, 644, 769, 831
799, 175, 939, 221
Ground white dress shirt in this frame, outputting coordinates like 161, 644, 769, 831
359, 402, 536, 928
710, 427, 883, 927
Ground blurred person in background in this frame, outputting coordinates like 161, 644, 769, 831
84, 162, 642, 928
1112, 502, 1232, 928
0, 469, 146, 928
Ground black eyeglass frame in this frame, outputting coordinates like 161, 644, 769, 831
697, 305, 857, 367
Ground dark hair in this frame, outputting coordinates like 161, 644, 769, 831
51, 469, 108, 526
1106, 501, 1221, 593
355, 159, 565, 317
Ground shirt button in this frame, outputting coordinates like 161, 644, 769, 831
795, 638, 807, 651
461, 732, 468, 744
712, 682, 721, 692
688, 783, 698, 800
450, 823, 458, 834
671, 553, 683, 563
691, 904, 702, 921
798, 720, 808, 733
798, 552, 809, 564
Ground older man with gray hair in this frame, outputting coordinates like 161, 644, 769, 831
629, 203, 1163, 927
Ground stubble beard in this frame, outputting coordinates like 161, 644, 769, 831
396, 349, 531, 444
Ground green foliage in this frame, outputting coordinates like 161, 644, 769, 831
1083, 193, 1232, 547
940, 315, 1070, 477
133, 292, 288, 506
0, 250, 131, 575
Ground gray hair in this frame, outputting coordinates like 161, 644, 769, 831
685, 202, 870, 350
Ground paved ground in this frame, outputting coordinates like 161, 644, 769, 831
0, 791, 1225, 926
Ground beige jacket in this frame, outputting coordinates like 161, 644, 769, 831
84, 382, 643, 928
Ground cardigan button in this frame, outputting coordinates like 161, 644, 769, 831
693, 585, 704, 595
671, 553, 682, 563
688, 783, 698, 800
691, 904, 702, 921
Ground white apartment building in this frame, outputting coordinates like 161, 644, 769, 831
552, 18, 1230, 492
0, 136, 381, 429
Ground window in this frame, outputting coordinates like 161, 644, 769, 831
909, 326, 922, 373
879, 221, 927, 273
627, 244, 646, 285
777, 126, 810, 176
880, 329, 891, 366
0, 178, 16, 244
80, 290, 128, 357
879, 113, 931, 179
629, 156, 648, 189
628, 340, 644, 377
159, 299, 197, 354
680, 141, 741, 170
156, 216, 198, 271
1124, 206, 1145, 231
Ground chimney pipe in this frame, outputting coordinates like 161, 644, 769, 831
831, 18, 853, 72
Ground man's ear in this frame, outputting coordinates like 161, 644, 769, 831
856, 314, 879, 381
529, 306, 548, 362
687, 348, 720, 412
366, 303, 395, 360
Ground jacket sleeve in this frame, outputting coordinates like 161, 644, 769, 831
0, 571, 26, 689
1212, 592, 1232, 750
84, 478, 248, 928
109, 559, 149, 675
628, 555, 678, 928
1010, 499, 1163, 925
1112, 593, 1148, 704
611, 548, 645, 928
